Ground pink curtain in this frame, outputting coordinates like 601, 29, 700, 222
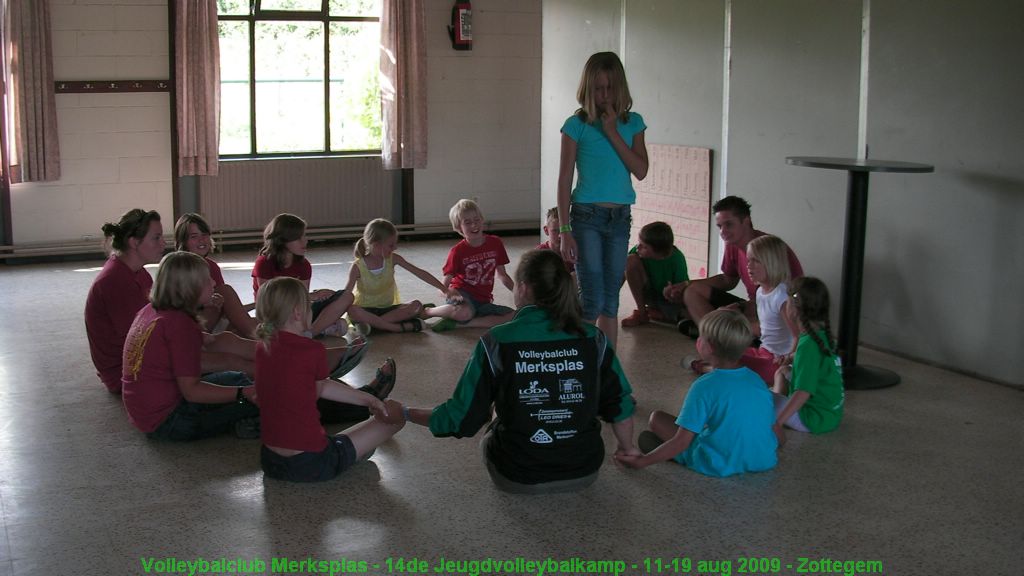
5, 0, 60, 183
380, 0, 427, 170
175, 0, 219, 176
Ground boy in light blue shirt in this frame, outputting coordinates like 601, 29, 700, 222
616, 309, 778, 477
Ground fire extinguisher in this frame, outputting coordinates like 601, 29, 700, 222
448, 1, 472, 51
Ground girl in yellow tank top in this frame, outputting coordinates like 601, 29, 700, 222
345, 219, 457, 333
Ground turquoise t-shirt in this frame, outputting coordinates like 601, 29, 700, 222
791, 330, 845, 434
561, 111, 647, 205
674, 367, 778, 477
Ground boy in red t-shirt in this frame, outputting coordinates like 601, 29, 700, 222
423, 199, 516, 332
536, 206, 574, 276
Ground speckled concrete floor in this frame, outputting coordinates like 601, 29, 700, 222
0, 236, 1020, 576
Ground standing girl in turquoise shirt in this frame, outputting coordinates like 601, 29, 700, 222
557, 52, 649, 348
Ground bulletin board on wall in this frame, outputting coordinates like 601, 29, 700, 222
631, 144, 712, 280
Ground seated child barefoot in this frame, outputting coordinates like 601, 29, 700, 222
344, 218, 453, 334
254, 277, 404, 482
616, 309, 778, 477
772, 277, 844, 443
536, 207, 574, 275
622, 221, 689, 327
422, 199, 515, 332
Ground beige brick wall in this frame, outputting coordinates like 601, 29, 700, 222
12, 0, 171, 244
415, 0, 542, 225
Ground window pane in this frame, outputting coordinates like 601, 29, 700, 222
329, 22, 381, 151
259, 0, 322, 11
255, 22, 325, 153
330, 0, 380, 17
219, 21, 251, 154
218, 0, 249, 16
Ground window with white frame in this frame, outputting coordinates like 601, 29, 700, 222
216, 0, 382, 157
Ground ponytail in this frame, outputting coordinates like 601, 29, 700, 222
255, 277, 309, 350
102, 208, 161, 254
355, 218, 398, 259
353, 238, 369, 259
515, 249, 585, 336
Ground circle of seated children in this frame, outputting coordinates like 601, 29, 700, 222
94, 197, 842, 487
662, 196, 804, 339
85, 208, 166, 393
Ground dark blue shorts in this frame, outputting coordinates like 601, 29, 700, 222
311, 290, 346, 320
261, 434, 357, 482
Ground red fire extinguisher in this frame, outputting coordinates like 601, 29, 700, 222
448, 1, 472, 51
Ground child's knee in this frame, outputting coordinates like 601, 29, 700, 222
648, 410, 669, 428
452, 305, 474, 322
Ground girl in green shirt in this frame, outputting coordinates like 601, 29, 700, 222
772, 277, 845, 443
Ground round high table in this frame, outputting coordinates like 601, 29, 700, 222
785, 157, 934, 390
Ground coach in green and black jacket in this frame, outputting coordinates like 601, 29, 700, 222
429, 304, 636, 489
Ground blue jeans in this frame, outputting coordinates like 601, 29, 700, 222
570, 203, 631, 320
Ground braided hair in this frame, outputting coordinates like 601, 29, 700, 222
789, 276, 835, 357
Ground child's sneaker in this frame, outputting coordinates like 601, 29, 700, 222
621, 309, 649, 327
234, 417, 260, 439
348, 322, 371, 338
647, 308, 668, 322
320, 318, 348, 338
676, 318, 698, 339
431, 318, 457, 333
399, 318, 424, 333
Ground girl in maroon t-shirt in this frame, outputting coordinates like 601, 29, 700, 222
121, 251, 259, 440
252, 213, 358, 338
175, 213, 258, 338
254, 277, 404, 482
85, 209, 165, 393
252, 213, 370, 380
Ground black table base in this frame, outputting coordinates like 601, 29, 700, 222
786, 156, 933, 391
844, 364, 901, 390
